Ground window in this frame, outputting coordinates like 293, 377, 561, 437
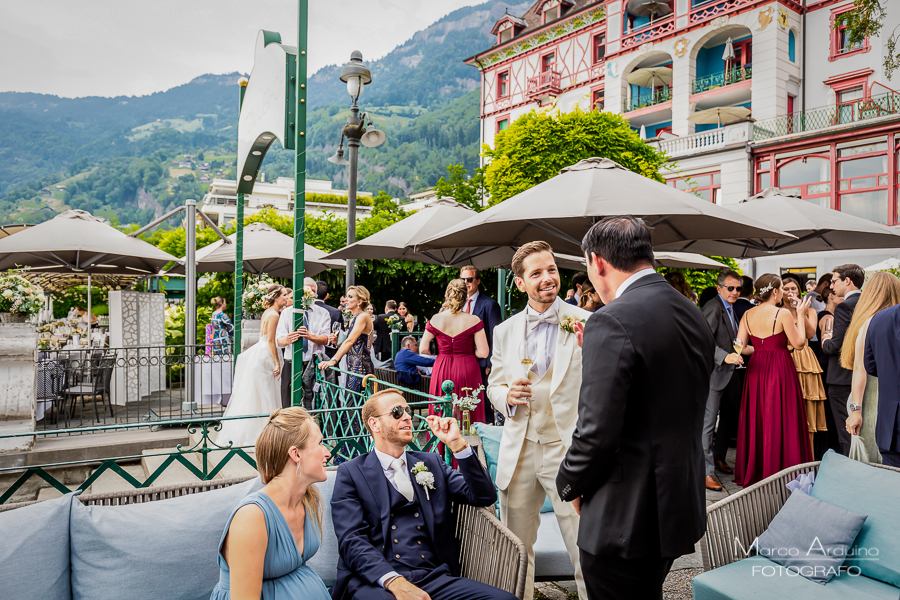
496, 117, 509, 133
788, 30, 796, 63
592, 88, 605, 111
542, 53, 556, 73
497, 70, 509, 98
838, 87, 864, 103
499, 27, 513, 43
777, 156, 831, 207
838, 143, 889, 224
543, 0, 560, 22
666, 172, 721, 203
830, 5, 869, 60
593, 33, 606, 63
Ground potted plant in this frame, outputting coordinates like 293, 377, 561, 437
0, 272, 46, 323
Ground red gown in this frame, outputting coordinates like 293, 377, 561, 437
734, 318, 813, 487
426, 320, 486, 424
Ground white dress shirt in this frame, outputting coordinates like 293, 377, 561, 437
615, 267, 656, 299
276, 304, 331, 361
463, 290, 480, 314
373, 445, 473, 588
525, 297, 561, 379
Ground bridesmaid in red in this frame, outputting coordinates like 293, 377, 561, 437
733, 273, 814, 487
420, 279, 490, 423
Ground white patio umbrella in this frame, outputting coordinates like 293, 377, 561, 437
688, 106, 751, 128
562, 251, 725, 270
864, 257, 900, 276
626, 66, 674, 89
167, 222, 344, 279
722, 37, 736, 75
657, 187, 900, 256
416, 158, 794, 259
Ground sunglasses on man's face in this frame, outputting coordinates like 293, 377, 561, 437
377, 405, 414, 420
720, 285, 740, 292
462, 277, 476, 283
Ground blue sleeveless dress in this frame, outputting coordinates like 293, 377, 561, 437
210, 491, 330, 600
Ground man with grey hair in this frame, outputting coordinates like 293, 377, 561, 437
276, 277, 332, 408
394, 335, 435, 387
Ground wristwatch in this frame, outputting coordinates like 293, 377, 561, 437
849, 403, 862, 412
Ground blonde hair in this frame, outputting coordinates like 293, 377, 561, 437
262, 284, 286, 309
362, 389, 405, 434
255, 407, 323, 532
347, 285, 370, 310
841, 272, 900, 369
444, 279, 467, 313
211, 296, 225, 310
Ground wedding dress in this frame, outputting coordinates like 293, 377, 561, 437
216, 331, 282, 449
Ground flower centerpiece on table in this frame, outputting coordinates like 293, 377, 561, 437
386, 314, 403, 332
38, 324, 53, 333
452, 385, 484, 436
0, 271, 46, 323
240, 275, 275, 319
559, 315, 585, 334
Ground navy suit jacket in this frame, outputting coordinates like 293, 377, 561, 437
864, 304, 900, 450
470, 293, 502, 370
330, 450, 496, 600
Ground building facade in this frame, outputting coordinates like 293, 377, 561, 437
468, 0, 900, 277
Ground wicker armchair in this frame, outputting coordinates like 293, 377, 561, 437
701, 460, 900, 571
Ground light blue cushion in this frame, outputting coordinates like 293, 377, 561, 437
755, 489, 866, 583
534, 512, 575, 579
693, 556, 898, 600
0, 492, 75, 600
811, 450, 900, 587
473, 422, 552, 513
306, 471, 338, 588
70, 477, 263, 600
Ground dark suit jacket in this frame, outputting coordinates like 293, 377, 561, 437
330, 450, 496, 600
821, 292, 860, 386
864, 304, 900, 450
373, 311, 399, 361
564, 296, 578, 306
316, 299, 343, 359
733, 297, 753, 323
556, 273, 715, 559
470, 293, 502, 370
702, 295, 738, 392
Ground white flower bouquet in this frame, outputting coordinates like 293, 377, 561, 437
0, 272, 45, 318
411, 462, 435, 500
241, 275, 276, 317
298, 287, 317, 312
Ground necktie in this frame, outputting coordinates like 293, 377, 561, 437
302, 312, 308, 354
725, 305, 737, 334
464, 298, 472, 314
390, 458, 415, 502
526, 305, 560, 331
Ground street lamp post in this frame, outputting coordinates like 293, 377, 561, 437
328, 51, 385, 290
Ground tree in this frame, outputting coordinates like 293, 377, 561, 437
482, 107, 668, 206
837, 1, 899, 79
434, 164, 487, 211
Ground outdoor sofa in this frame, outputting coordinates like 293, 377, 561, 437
0, 470, 526, 600
694, 451, 900, 599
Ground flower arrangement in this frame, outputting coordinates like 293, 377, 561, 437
559, 315, 585, 334
0, 272, 46, 318
241, 275, 275, 317
39, 324, 53, 333
38, 338, 53, 351
298, 287, 317, 312
386, 314, 403, 332
453, 385, 484, 435
411, 462, 435, 500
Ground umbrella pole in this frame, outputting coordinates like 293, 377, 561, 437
498, 268, 507, 321
185, 199, 197, 412
291, 0, 309, 409
232, 78, 248, 369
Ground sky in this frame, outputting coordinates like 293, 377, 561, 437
0, 0, 485, 98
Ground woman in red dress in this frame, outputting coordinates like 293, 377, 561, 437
419, 279, 490, 423
733, 273, 814, 486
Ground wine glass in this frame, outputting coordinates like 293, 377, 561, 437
732, 337, 745, 369
327, 322, 341, 349
518, 339, 534, 382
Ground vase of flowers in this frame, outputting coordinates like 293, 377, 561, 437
452, 385, 484, 436
0, 272, 45, 323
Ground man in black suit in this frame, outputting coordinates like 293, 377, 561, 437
733, 275, 754, 323
373, 300, 399, 368
861, 304, 900, 467
565, 272, 589, 306
821, 263, 864, 455
556, 216, 715, 600
316, 281, 343, 359
460, 265, 503, 423
701, 270, 744, 491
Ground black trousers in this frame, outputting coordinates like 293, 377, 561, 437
280, 361, 292, 409
827, 384, 852, 455
580, 550, 675, 600
350, 570, 516, 600
714, 370, 743, 463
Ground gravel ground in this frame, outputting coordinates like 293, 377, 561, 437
535, 567, 702, 600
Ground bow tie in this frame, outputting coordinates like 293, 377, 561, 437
527, 306, 559, 331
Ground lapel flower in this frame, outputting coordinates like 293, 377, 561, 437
559, 314, 585, 334
411, 461, 435, 500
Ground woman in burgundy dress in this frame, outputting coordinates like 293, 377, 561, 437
419, 279, 489, 423
733, 273, 814, 487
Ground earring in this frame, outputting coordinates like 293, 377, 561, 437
295, 460, 303, 478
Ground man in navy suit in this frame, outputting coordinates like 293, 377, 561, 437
860, 304, 900, 467
330, 389, 513, 600
316, 281, 344, 359
460, 266, 503, 423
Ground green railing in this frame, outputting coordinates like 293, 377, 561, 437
0, 366, 453, 505
754, 92, 900, 141
626, 84, 672, 112
691, 66, 752, 95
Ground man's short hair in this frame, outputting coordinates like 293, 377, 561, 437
362, 389, 405, 434
717, 270, 742, 287
581, 216, 654, 272
572, 272, 589, 288
460, 265, 480, 279
833, 264, 865, 289
315, 280, 328, 300
511, 241, 554, 278
401, 336, 416, 348
385, 300, 398, 311
741, 275, 754, 296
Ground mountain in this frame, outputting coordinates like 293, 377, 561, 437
0, 0, 530, 226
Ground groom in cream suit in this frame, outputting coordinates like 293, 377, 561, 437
487, 241, 590, 600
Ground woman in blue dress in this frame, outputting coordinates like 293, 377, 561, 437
210, 297, 234, 354
210, 406, 332, 600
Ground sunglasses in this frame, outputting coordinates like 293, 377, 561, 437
720, 285, 740, 292
462, 277, 476, 283
377, 405, 414, 420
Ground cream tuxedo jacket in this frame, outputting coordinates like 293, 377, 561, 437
487, 300, 592, 491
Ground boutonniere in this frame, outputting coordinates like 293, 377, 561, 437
559, 315, 585, 334
411, 462, 435, 500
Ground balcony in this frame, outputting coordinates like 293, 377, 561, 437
526, 70, 561, 102
621, 15, 676, 50
753, 92, 900, 141
654, 121, 753, 158
691, 66, 752, 95
625, 84, 672, 113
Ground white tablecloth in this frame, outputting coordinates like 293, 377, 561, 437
194, 357, 233, 406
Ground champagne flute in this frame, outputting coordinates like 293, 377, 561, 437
518, 339, 534, 382
327, 322, 341, 349
732, 337, 745, 369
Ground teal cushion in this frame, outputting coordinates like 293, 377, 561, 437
305, 471, 338, 587
693, 556, 898, 600
473, 422, 552, 513
810, 450, 900, 587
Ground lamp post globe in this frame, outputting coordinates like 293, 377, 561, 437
339, 50, 371, 101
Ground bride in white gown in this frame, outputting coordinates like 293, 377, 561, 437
216, 284, 293, 448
